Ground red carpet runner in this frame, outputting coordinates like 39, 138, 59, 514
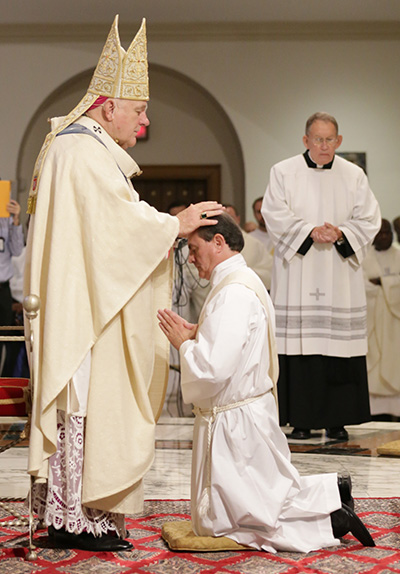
0, 498, 399, 573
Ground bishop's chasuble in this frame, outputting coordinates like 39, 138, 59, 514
25, 115, 179, 514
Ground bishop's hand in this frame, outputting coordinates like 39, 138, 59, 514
175, 201, 224, 238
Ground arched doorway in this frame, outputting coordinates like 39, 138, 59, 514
16, 64, 245, 225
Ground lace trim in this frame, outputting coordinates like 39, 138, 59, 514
31, 411, 125, 537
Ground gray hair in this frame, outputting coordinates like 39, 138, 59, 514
305, 112, 339, 136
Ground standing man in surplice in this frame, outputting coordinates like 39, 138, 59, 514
262, 112, 381, 441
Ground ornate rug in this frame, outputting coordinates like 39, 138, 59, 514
0, 498, 399, 573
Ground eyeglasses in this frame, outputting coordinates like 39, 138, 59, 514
311, 137, 338, 147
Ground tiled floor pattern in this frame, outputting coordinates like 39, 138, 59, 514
0, 418, 399, 500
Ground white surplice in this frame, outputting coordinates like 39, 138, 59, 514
242, 230, 273, 290
249, 227, 274, 254
363, 245, 400, 415
179, 254, 341, 553
262, 154, 381, 357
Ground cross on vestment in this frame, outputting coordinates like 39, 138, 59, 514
309, 288, 325, 301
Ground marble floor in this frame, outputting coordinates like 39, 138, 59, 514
1, 416, 399, 501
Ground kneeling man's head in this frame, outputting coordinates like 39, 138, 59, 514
188, 213, 245, 280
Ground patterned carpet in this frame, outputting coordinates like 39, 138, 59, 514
0, 499, 399, 573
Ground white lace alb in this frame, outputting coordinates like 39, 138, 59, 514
31, 410, 125, 537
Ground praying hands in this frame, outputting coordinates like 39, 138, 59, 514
157, 308, 198, 350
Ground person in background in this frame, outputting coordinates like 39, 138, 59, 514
8, 216, 30, 377
224, 204, 272, 290
392, 216, 400, 249
262, 112, 381, 441
168, 199, 188, 217
167, 199, 210, 325
244, 196, 274, 254
363, 219, 400, 419
166, 199, 204, 417
0, 199, 24, 376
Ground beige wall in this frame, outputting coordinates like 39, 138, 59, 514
15, 64, 245, 221
2, 33, 400, 222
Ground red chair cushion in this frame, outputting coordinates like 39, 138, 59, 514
0, 378, 29, 416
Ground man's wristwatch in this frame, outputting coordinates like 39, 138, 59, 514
336, 235, 345, 246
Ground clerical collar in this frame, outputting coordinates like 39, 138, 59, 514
303, 150, 334, 170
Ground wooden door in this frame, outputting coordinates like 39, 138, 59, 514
132, 165, 221, 213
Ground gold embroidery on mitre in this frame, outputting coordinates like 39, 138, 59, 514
87, 15, 122, 98
88, 16, 149, 101
27, 16, 149, 214
121, 20, 149, 100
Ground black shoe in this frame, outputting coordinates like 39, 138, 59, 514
330, 503, 375, 547
48, 526, 133, 551
290, 428, 311, 440
337, 472, 354, 511
326, 427, 349, 441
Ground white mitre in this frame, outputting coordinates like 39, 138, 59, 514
28, 15, 148, 214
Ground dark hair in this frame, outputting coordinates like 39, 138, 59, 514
167, 199, 188, 213
223, 203, 239, 217
252, 196, 263, 210
197, 212, 244, 252
305, 112, 339, 135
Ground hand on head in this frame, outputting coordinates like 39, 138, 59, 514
175, 201, 224, 238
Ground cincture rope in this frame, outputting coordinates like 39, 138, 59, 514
193, 390, 271, 511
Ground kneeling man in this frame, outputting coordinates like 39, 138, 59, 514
158, 213, 374, 553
